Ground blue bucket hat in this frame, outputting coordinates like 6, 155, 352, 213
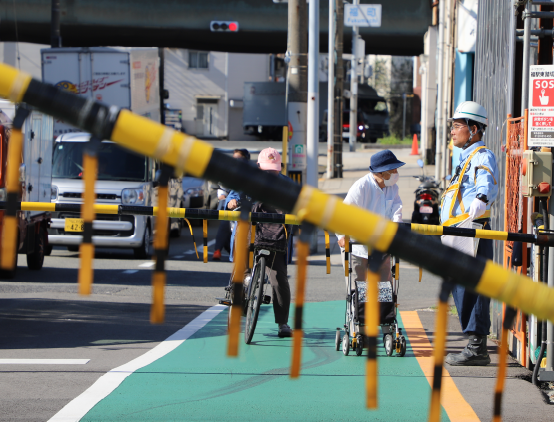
369, 150, 406, 173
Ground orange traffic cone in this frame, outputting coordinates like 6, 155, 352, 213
410, 134, 419, 155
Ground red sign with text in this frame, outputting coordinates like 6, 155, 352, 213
532, 79, 554, 107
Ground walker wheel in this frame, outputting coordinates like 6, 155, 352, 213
384, 334, 394, 356
335, 330, 341, 351
355, 335, 364, 356
342, 333, 350, 356
398, 335, 407, 357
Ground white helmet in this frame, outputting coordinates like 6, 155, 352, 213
448, 101, 488, 127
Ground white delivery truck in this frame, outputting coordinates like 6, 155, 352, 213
0, 100, 53, 277
42, 47, 182, 257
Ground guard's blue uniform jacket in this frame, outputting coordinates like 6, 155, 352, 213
440, 141, 499, 226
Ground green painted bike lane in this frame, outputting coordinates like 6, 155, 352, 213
82, 301, 449, 421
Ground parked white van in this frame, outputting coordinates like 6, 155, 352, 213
48, 132, 183, 258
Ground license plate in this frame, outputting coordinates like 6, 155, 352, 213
420, 206, 433, 214
65, 218, 85, 232
343, 132, 350, 138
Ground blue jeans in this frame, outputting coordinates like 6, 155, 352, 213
452, 223, 493, 336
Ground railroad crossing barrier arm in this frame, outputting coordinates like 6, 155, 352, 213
3, 63, 554, 323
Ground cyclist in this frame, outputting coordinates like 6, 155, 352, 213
226, 148, 292, 338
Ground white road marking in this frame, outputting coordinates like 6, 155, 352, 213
173, 255, 184, 259
0, 359, 90, 365
138, 262, 155, 268
48, 305, 225, 422
122, 270, 139, 274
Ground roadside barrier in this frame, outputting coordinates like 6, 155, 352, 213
365, 257, 380, 409
4, 63, 554, 415
494, 306, 517, 422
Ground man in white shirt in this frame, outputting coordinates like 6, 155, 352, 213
337, 149, 405, 284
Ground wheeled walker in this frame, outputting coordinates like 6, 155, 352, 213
335, 246, 406, 357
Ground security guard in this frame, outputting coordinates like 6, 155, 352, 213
441, 101, 499, 366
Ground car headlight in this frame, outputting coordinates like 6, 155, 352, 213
185, 187, 204, 197
365, 125, 369, 129
121, 188, 145, 205
51, 185, 58, 201
358, 125, 363, 130
0, 188, 6, 202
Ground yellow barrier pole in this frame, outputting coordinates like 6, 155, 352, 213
324, 231, 331, 274
291, 223, 314, 378
183, 218, 199, 259
203, 219, 208, 263
78, 137, 100, 295
151, 166, 171, 324
365, 255, 381, 409
493, 306, 517, 422
227, 219, 248, 356
1, 107, 29, 273
344, 235, 350, 278
282, 126, 288, 176
428, 281, 452, 422
249, 223, 256, 269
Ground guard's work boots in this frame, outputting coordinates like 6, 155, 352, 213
445, 334, 490, 366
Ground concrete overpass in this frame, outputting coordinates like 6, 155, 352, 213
0, 0, 432, 56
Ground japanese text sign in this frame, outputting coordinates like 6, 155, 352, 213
529, 65, 554, 146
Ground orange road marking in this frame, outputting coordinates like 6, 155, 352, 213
400, 311, 480, 422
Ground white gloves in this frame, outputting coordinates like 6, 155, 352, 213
468, 197, 487, 220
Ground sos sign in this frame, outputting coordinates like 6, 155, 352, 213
532, 79, 554, 107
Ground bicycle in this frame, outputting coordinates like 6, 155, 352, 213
216, 247, 271, 344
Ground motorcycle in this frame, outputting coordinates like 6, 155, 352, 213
411, 159, 441, 225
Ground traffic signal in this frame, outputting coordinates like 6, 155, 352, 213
210, 21, 239, 32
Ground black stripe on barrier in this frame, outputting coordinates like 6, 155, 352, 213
154, 249, 166, 272
186, 208, 219, 219
250, 212, 287, 224
389, 225, 485, 290
23, 79, 119, 140
205, 150, 302, 214
294, 306, 303, 330
493, 391, 502, 416
82, 221, 93, 244
325, 247, 330, 258
232, 282, 243, 308
432, 365, 443, 390
120, 205, 154, 216
366, 336, 377, 360
5, 193, 18, 217
55, 203, 82, 213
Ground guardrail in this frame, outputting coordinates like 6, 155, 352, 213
1, 63, 551, 418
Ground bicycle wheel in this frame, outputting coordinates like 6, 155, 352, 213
244, 256, 266, 344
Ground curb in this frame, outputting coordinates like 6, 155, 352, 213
361, 144, 413, 150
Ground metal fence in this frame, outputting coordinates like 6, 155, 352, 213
473, 0, 516, 339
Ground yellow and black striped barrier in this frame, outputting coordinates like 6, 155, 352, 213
78, 137, 101, 295
365, 255, 380, 409
291, 223, 314, 378
493, 306, 517, 422
4, 63, 554, 333
151, 166, 171, 324
324, 231, 331, 274
202, 219, 208, 263
1, 107, 29, 274
428, 281, 453, 422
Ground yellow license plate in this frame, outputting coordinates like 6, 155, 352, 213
65, 218, 85, 232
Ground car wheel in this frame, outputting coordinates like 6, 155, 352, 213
134, 225, 152, 259
27, 226, 46, 270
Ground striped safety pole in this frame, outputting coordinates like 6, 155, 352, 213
493, 306, 517, 422
78, 137, 101, 295
324, 231, 331, 274
6, 62, 554, 325
344, 235, 350, 279
428, 280, 453, 422
365, 252, 382, 409
183, 218, 199, 259
291, 223, 315, 378
249, 223, 256, 269
1, 106, 29, 273
227, 196, 250, 357
150, 165, 171, 324
282, 126, 288, 176
203, 219, 208, 263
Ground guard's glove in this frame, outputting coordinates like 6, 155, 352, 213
468, 197, 487, 220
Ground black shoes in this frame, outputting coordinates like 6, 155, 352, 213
445, 334, 491, 366
278, 324, 292, 338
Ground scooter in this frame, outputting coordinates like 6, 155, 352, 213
411, 159, 441, 225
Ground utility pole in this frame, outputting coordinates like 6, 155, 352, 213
51, 0, 62, 48
334, 0, 344, 178
435, 0, 445, 184
402, 92, 407, 141
287, 0, 308, 183
326, 0, 335, 179
348, 0, 359, 152
306, 0, 319, 187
